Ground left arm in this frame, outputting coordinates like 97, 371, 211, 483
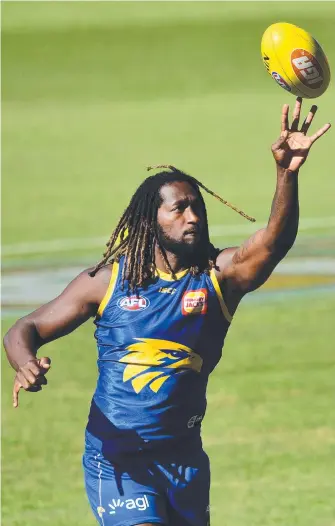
216, 98, 331, 312
226, 164, 299, 292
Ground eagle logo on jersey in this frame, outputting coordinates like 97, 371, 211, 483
119, 338, 203, 394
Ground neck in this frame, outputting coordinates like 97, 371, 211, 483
154, 245, 190, 274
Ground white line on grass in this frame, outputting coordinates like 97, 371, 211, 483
3, 216, 335, 257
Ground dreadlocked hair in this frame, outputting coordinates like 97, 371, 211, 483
90, 165, 255, 291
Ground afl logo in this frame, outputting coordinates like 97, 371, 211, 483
117, 295, 150, 311
291, 49, 323, 89
271, 72, 291, 92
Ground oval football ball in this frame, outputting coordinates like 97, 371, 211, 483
261, 22, 331, 98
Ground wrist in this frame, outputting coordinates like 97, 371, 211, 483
276, 165, 299, 177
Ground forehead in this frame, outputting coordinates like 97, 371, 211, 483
159, 181, 199, 204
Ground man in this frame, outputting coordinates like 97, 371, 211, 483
4, 98, 330, 526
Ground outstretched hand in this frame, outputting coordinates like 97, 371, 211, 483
272, 97, 331, 172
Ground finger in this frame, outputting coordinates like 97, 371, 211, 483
38, 357, 51, 371
281, 104, 289, 132
20, 368, 39, 385
271, 130, 289, 151
301, 105, 318, 134
13, 381, 21, 408
16, 371, 31, 390
35, 376, 48, 386
291, 97, 303, 131
27, 385, 42, 392
26, 361, 43, 376
310, 123, 331, 144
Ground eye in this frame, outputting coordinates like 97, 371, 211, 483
169, 351, 180, 358
172, 204, 184, 212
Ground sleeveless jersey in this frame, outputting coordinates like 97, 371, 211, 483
86, 257, 232, 457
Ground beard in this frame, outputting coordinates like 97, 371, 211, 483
156, 223, 203, 259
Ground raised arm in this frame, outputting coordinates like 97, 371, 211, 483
216, 98, 330, 313
3, 265, 111, 407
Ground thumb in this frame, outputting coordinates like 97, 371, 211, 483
272, 130, 289, 151
38, 357, 51, 370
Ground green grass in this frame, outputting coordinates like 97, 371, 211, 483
2, 2, 335, 525
2, 294, 335, 526
2, 2, 335, 248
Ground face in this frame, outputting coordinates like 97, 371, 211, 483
156, 181, 206, 257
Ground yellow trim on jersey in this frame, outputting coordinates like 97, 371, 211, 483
155, 267, 189, 281
210, 269, 232, 323
97, 262, 119, 317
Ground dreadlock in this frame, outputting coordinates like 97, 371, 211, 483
90, 165, 255, 290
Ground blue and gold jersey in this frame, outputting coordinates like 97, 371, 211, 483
86, 257, 232, 456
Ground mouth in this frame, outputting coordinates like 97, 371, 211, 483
183, 228, 200, 238
183, 231, 201, 243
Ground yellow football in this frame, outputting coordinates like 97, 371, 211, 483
261, 22, 331, 98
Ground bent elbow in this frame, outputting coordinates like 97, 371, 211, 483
3, 331, 10, 353
273, 238, 295, 260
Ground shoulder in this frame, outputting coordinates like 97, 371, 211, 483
66, 264, 113, 307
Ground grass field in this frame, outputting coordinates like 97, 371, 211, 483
2, 2, 335, 526
2, 2, 335, 248
2, 296, 335, 526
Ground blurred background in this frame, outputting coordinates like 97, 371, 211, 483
2, 2, 334, 525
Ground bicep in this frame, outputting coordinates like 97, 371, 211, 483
216, 230, 280, 293
29, 295, 93, 344
24, 268, 109, 344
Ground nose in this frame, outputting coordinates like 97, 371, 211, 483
185, 205, 201, 225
